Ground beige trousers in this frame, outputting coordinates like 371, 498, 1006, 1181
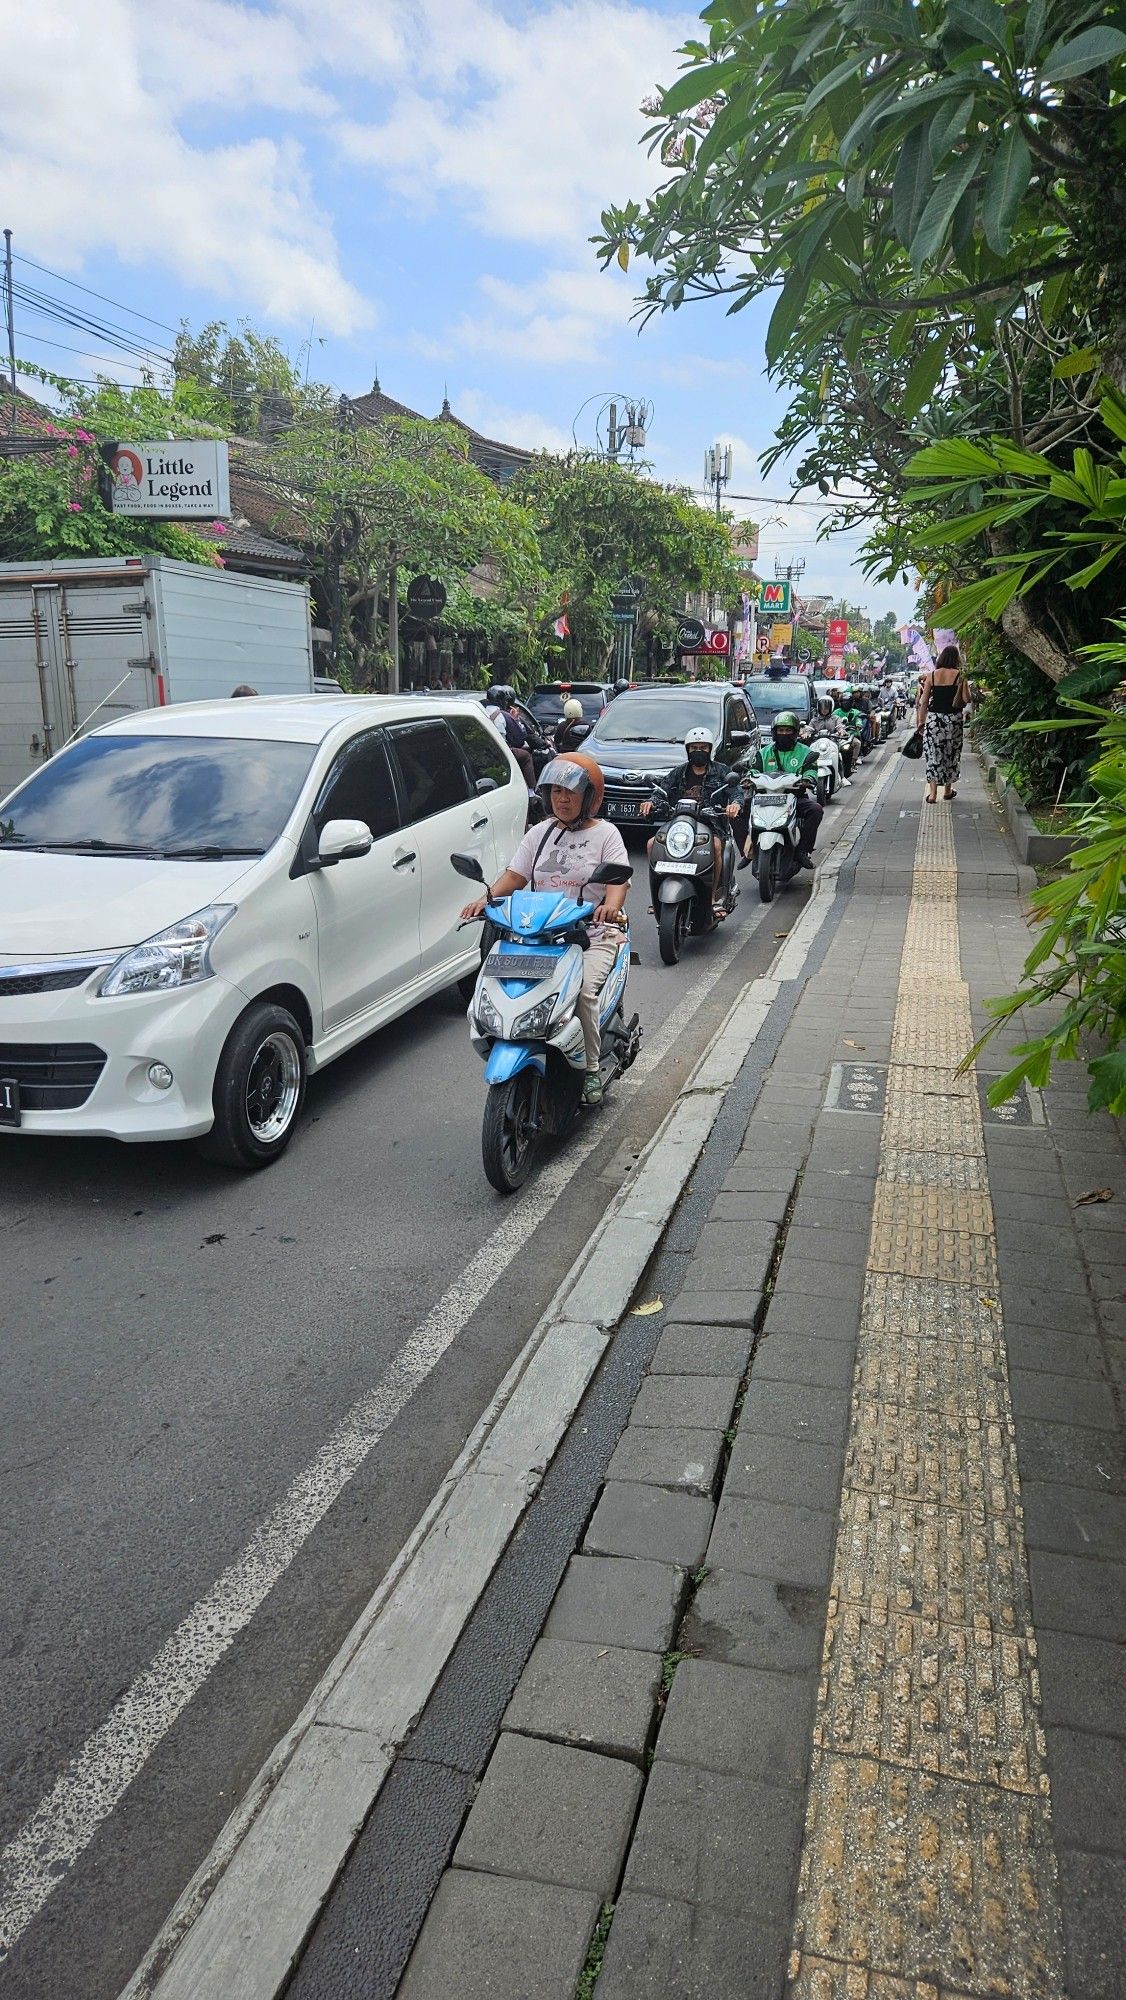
577, 936, 621, 1072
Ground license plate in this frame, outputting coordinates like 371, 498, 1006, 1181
653, 859, 691, 874
0, 1077, 20, 1127
608, 800, 641, 819
484, 951, 562, 978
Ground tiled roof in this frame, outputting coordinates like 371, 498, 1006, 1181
348, 380, 426, 425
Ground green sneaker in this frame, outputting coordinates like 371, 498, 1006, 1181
581, 1072, 605, 1108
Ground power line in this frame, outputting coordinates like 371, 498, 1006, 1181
13, 283, 173, 367
15, 328, 161, 374
13, 252, 180, 336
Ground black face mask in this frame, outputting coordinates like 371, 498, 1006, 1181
688, 752, 710, 770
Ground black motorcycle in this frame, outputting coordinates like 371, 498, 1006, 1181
647, 796, 739, 965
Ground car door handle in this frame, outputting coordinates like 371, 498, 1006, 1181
470, 815, 489, 831
392, 849, 417, 870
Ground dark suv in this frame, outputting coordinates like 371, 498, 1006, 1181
582, 682, 758, 827
741, 672, 815, 743
526, 680, 613, 732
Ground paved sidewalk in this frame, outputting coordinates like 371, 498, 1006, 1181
333, 755, 1126, 2000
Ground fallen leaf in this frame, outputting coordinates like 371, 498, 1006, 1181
200, 1232, 227, 1247
774, 930, 790, 939
631, 1297, 663, 1317
978, 1295, 1000, 1311
844, 1039, 866, 1049
1074, 1188, 1114, 1206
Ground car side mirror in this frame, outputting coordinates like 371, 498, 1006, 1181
451, 851, 486, 882
729, 730, 752, 746
318, 818, 373, 865
475, 776, 498, 794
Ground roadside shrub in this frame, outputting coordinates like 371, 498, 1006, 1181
967, 622, 1096, 802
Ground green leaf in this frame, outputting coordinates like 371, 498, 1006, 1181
1039, 25, 1126, 81
888, 311, 915, 359
945, 0, 1010, 57
905, 438, 1000, 478
1087, 1051, 1126, 1116
764, 264, 811, 366
927, 93, 975, 169
1052, 347, 1099, 379
1025, 0, 1050, 61
1039, 269, 1071, 326
909, 140, 987, 274
982, 127, 1033, 256
660, 56, 743, 117
892, 126, 931, 252
901, 329, 951, 419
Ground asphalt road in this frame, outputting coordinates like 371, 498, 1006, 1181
0, 759, 885, 1999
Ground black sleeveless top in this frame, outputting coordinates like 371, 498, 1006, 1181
928, 674, 964, 715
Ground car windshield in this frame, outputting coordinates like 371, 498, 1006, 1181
0, 732, 318, 856
744, 680, 808, 719
527, 687, 605, 724
590, 693, 722, 744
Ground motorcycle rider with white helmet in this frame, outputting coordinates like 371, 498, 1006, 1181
641, 726, 742, 914
459, 752, 628, 1107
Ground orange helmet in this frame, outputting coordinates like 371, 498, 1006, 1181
537, 751, 605, 819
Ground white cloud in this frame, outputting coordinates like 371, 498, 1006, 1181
453, 389, 572, 453
336, 0, 696, 253
419, 260, 637, 369
1, 0, 371, 336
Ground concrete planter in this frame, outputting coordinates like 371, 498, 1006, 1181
979, 750, 1082, 866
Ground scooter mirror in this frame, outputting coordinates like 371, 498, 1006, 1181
450, 852, 486, 882
588, 862, 633, 886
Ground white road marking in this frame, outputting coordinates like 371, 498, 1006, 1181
0, 765, 891, 1962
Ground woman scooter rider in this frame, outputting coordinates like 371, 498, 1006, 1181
742, 710, 823, 870
459, 752, 628, 1109
640, 726, 742, 915
814, 691, 854, 782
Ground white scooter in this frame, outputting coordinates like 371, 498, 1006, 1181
805, 727, 847, 804
451, 852, 640, 1193
747, 773, 808, 904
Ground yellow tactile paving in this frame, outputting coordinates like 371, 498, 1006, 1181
787, 802, 1065, 1999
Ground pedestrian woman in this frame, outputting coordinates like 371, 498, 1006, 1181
916, 644, 968, 802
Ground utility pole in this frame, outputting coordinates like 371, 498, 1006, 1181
387, 548, 400, 694
4, 228, 17, 434
704, 442, 732, 520
773, 556, 806, 583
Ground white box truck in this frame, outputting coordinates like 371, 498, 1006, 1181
0, 555, 316, 798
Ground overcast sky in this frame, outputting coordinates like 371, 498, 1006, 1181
2, 0, 911, 619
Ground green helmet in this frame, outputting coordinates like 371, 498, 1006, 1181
773, 710, 800, 732
839, 683, 854, 700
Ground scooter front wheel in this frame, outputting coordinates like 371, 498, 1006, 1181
758, 846, 778, 904
482, 1070, 540, 1194
658, 901, 687, 965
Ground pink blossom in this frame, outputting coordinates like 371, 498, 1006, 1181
67, 443, 79, 458
67, 501, 82, 513
215, 555, 226, 567
74, 428, 95, 444
81, 467, 93, 482
210, 520, 228, 535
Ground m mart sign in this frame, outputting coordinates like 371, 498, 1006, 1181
758, 580, 792, 617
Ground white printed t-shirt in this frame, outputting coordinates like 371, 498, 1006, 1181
507, 817, 629, 940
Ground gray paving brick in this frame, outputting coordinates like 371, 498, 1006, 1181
1058, 1848, 1126, 2000
994, 1218, 1084, 1262
1003, 1324, 1109, 1379
1009, 1367, 1120, 1431
989, 1188, 1069, 1221
1002, 1286, 1099, 1333
596, 1892, 785, 2000
650, 1322, 755, 1377
1044, 1725, 1126, 1856
503, 1638, 661, 1760
706, 1494, 837, 1590
545, 1555, 683, 1654
661, 1289, 760, 1327
453, 1733, 641, 1893
762, 1291, 861, 1344
686, 1226, 774, 1293
776, 1223, 872, 1267
680, 1569, 827, 1674
1016, 1419, 1126, 1494
656, 1659, 815, 1786
739, 1379, 850, 1448
1030, 1549, 1126, 1642
798, 1172, 878, 1207
1023, 1481, 1126, 1559
770, 1255, 867, 1307
623, 1759, 804, 1930
790, 1197, 878, 1233
708, 1190, 790, 1226
584, 1481, 713, 1568
725, 1431, 845, 1512
1099, 1300, 1126, 1339
753, 1331, 855, 1389
1105, 1340, 1126, 1390
1038, 1630, 1126, 1740
608, 1424, 723, 1497
722, 1163, 799, 1195
399, 1870, 599, 2000
630, 1374, 738, 1432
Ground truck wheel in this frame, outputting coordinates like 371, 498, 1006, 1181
482, 1071, 540, 1194
198, 1002, 307, 1169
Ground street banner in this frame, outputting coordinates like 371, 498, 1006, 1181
828, 616, 849, 650
701, 628, 730, 657
770, 621, 793, 652
108, 441, 230, 518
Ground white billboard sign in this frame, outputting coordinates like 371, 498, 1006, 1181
109, 441, 230, 519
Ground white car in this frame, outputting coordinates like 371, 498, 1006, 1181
0, 695, 527, 1167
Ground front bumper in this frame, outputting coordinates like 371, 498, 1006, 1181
0, 973, 251, 1142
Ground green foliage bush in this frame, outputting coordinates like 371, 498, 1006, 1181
968, 623, 1098, 801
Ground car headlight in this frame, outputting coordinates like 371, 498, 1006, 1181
475, 990, 502, 1036
99, 904, 235, 997
513, 995, 556, 1038
663, 819, 695, 859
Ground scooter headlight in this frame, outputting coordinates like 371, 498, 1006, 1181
663, 818, 695, 860
474, 989, 502, 1036
513, 994, 557, 1038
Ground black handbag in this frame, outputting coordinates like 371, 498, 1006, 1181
901, 729, 924, 760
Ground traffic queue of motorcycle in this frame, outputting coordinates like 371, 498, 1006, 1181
455, 674, 904, 1193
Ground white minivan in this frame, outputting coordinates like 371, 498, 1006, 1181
0, 695, 527, 1166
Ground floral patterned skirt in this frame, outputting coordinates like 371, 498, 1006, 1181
924, 712, 964, 786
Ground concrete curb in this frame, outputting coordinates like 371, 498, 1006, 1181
123, 755, 901, 2000
978, 749, 1080, 868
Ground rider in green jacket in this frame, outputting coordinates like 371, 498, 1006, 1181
743, 711, 823, 869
